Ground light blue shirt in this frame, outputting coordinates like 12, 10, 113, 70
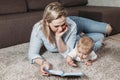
28, 17, 77, 64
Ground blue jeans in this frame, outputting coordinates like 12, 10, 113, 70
69, 16, 108, 52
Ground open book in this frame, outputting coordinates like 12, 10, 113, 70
44, 68, 85, 77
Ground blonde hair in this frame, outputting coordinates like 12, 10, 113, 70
77, 36, 94, 54
42, 2, 67, 44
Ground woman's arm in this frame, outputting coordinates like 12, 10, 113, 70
55, 18, 77, 57
28, 24, 44, 64
55, 27, 68, 53
28, 23, 51, 76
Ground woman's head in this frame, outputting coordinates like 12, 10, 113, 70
77, 36, 94, 55
43, 2, 67, 23
42, 2, 67, 43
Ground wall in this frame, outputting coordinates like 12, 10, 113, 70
88, 0, 120, 7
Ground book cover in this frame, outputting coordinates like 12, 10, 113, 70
44, 68, 85, 77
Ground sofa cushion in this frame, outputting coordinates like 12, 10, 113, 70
59, 0, 88, 7
0, 0, 27, 14
0, 11, 43, 48
26, 0, 57, 11
66, 7, 80, 16
78, 6, 120, 35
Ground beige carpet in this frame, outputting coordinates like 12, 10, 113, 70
0, 34, 120, 80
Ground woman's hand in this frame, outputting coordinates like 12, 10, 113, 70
55, 26, 68, 53
55, 26, 68, 38
40, 61, 52, 76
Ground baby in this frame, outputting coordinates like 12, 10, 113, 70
66, 36, 97, 66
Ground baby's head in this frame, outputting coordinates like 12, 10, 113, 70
77, 36, 94, 58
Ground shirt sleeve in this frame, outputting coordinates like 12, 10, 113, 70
88, 51, 98, 61
28, 23, 43, 64
61, 17, 77, 58
67, 48, 77, 59
67, 48, 81, 61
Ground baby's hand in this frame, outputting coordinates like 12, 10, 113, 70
80, 32, 85, 36
68, 60, 77, 67
85, 60, 92, 66
66, 56, 77, 67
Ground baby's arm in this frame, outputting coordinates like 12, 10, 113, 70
66, 56, 77, 67
85, 58, 98, 66
85, 51, 98, 66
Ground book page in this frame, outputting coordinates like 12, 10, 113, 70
62, 72, 84, 77
44, 68, 84, 77
46, 69, 64, 76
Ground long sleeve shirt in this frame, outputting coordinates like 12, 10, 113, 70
28, 17, 77, 64
67, 48, 97, 62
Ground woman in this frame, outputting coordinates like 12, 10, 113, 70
28, 2, 112, 76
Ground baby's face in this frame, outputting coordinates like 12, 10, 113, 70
77, 47, 89, 59
77, 53, 88, 59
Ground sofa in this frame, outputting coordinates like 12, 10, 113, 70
0, 0, 120, 49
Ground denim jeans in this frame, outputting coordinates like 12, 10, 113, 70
69, 16, 108, 52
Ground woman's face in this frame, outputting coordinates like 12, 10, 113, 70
49, 16, 68, 33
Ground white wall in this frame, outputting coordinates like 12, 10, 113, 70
88, 0, 120, 7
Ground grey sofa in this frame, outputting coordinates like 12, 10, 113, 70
0, 0, 120, 48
